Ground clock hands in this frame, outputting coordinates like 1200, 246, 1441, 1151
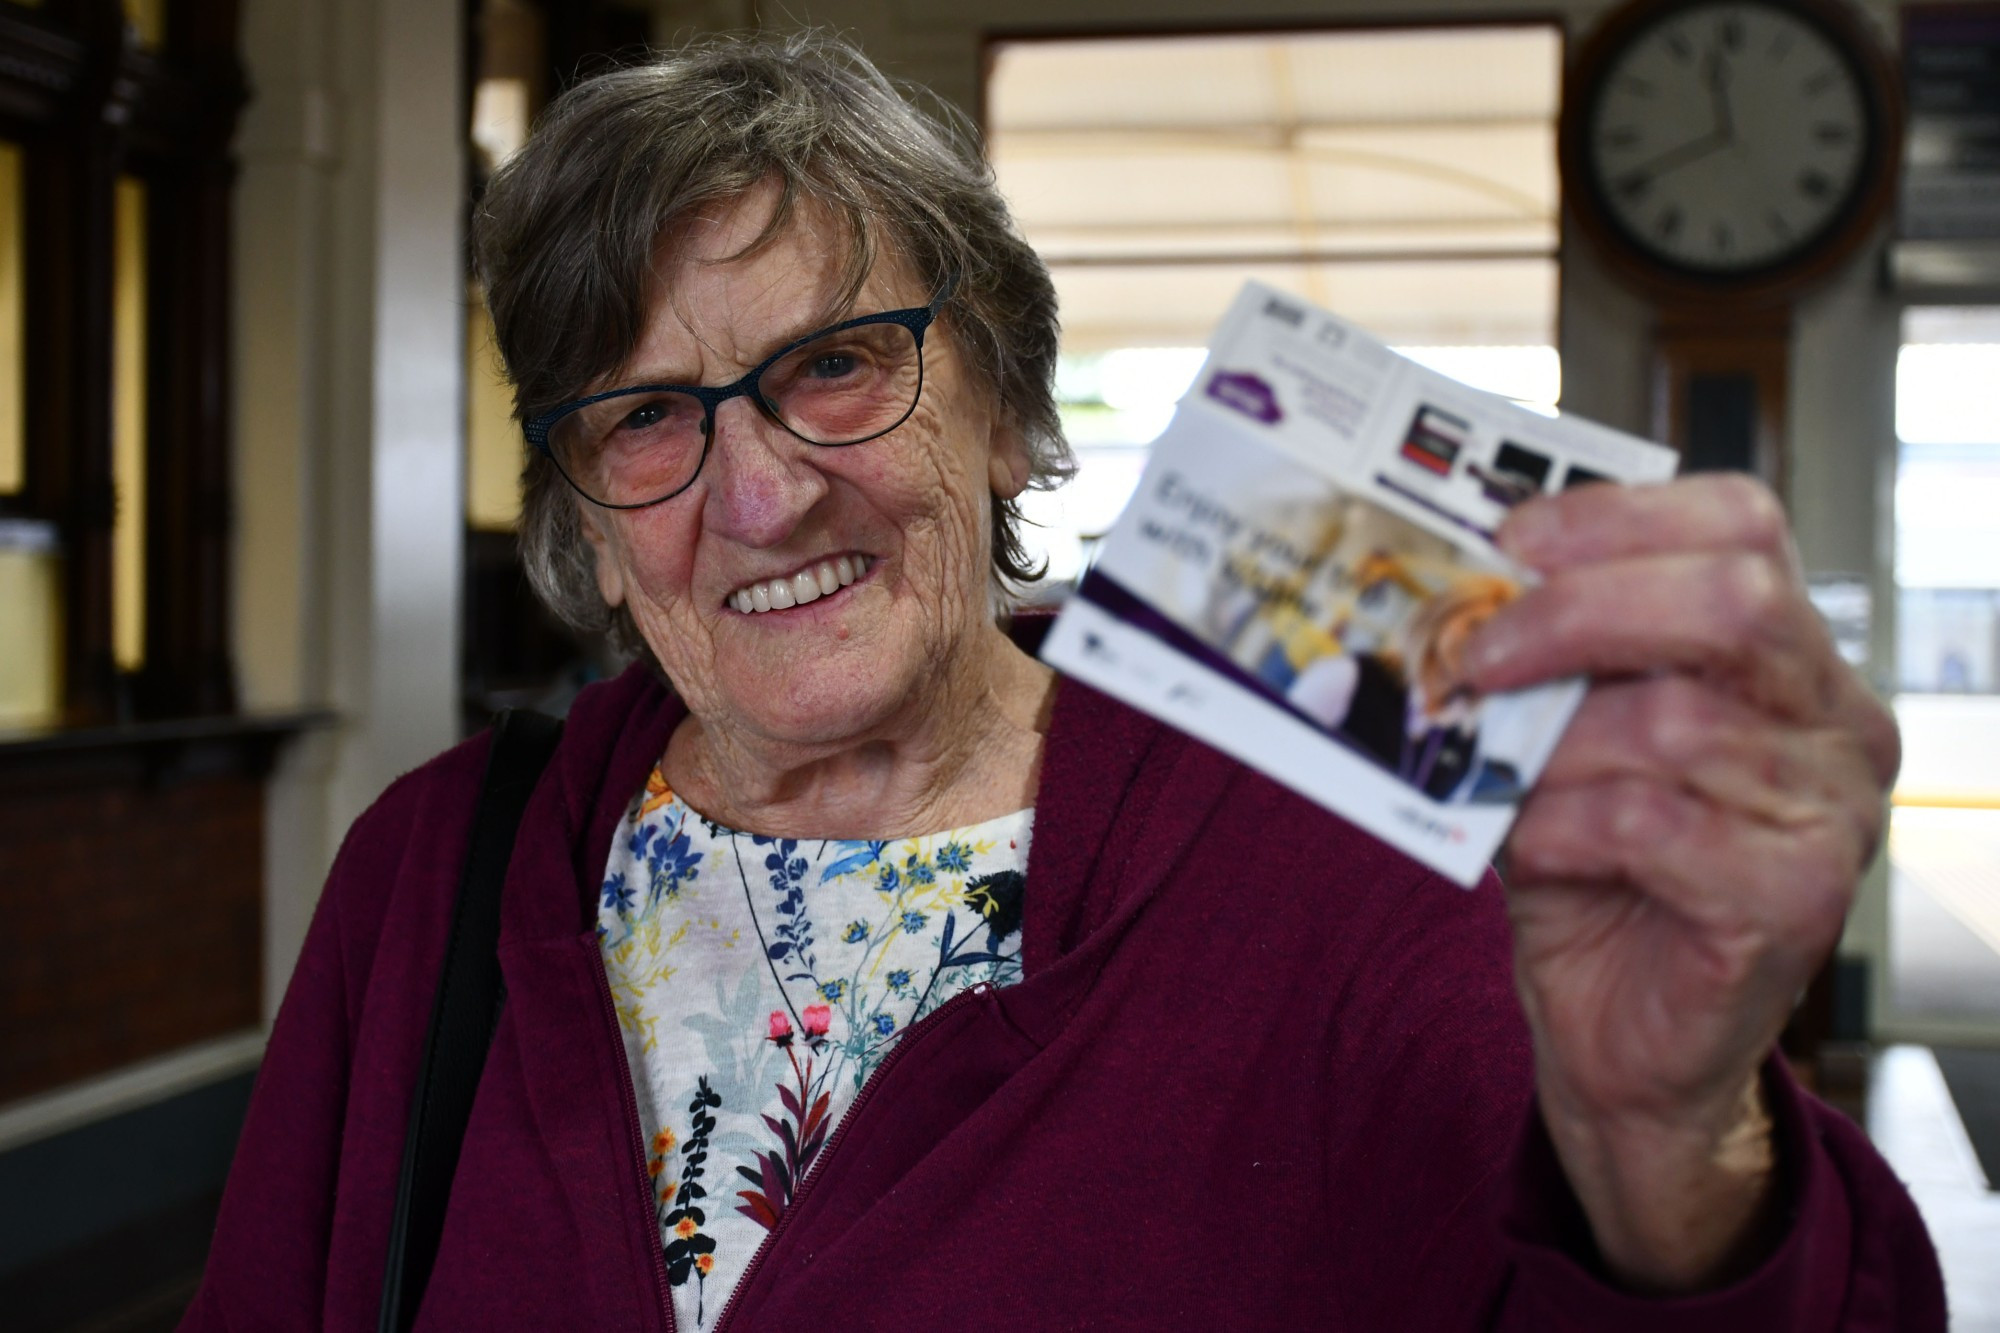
1615, 40, 1736, 193
1706, 41, 1735, 143
1623, 127, 1727, 182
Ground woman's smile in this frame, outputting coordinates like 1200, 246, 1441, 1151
726, 552, 875, 614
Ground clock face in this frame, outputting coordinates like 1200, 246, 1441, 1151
1585, 2, 1873, 276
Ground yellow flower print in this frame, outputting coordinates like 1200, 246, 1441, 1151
652, 1127, 678, 1155
673, 1217, 698, 1240
695, 1254, 715, 1276
639, 766, 675, 816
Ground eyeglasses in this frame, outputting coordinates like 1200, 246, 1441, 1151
525, 272, 959, 510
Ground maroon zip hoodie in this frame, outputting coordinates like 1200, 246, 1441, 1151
182, 642, 1945, 1330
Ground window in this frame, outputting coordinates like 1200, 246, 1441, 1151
986, 24, 1563, 587
0, 1, 246, 725
464, 0, 546, 536
1896, 309, 2000, 697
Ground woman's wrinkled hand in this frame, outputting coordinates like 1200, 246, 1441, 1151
1466, 472, 1899, 1293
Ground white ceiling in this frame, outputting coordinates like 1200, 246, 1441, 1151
987, 25, 1563, 350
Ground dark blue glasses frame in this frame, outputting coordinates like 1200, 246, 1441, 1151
524, 271, 959, 510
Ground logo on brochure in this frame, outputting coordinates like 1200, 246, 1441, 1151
1261, 296, 1306, 328
1395, 805, 1467, 844
1204, 370, 1282, 425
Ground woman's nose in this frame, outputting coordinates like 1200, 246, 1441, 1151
699, 396, 829, 548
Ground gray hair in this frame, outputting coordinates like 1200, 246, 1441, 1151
473, 30, 1073, 656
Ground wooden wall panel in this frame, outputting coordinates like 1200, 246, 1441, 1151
0, 774, 261, 1102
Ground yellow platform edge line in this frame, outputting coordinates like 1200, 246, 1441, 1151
1891, 790, 2000, 810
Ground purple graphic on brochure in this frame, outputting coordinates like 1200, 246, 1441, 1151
1204, 370, 1283, 425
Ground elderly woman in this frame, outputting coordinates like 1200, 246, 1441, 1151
185, 33, 1940, 1332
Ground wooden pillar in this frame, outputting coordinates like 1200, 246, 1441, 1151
27, 1, 130, 727
141, 0, 245, 718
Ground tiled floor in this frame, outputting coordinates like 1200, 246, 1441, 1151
1868, 1046, 2000, 1331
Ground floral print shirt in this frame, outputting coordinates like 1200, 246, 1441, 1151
595, 765, 1033, 1330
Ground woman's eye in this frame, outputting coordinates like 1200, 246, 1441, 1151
604, 396, 697, 444
806, 351, 860, 380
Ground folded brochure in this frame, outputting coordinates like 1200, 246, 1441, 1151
1041, 282, 1679, 886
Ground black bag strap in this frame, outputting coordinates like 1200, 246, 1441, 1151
379, 708, 563, 1333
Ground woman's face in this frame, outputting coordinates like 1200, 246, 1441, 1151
578, 183, 1029, 751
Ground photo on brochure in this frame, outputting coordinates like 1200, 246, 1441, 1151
1074, 458, 1553, 810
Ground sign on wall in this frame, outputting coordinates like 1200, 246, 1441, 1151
1902, 6, 2000, 239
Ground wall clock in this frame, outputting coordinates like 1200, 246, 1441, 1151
1561, 0, 1902, 303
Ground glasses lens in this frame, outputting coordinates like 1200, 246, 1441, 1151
549, 389, 708, 505
758, 321, 921, 446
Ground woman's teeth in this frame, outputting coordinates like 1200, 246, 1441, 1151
730, 555, 870, 615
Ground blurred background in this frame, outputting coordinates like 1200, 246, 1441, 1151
0, 0, 1996, 1327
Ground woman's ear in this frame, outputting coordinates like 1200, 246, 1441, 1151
987, 421, 1032, 501
578, 503, 628, 609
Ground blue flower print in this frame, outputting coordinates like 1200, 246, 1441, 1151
904, 853, 935, 886
876, 865, 901, 894
936, 842, 971, 874
872, 1013, 895, 1036
644, 827, 702, 906
820, 979, 847, 1002
842, 920, 869, 945
601, 872, 636, 915
900, 910, 927, 934
886, 968, 911, 991
652, 829, 699, 881
821, 840, 887, 883
763, 842, 806, 894
761, 838, 818, 977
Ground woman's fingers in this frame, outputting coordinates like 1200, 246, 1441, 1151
1470, 548, 1834, 709
1467, 550, 1900, 785
1497, 472, 1795, 570
1538, 676, 1888, 845
1506, 774, 1862, 957
1474, 472, 1903, 787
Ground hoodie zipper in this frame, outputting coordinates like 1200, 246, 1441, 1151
709, 980, 995, 1332
589, 941, 679, 1333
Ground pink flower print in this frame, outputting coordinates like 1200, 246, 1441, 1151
802, 1004, 832, 1038
767, 1009, 793, 1044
